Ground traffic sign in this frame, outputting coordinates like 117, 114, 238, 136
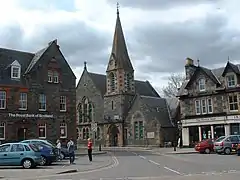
91, 123, 97, 132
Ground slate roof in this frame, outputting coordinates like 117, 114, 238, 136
177, 61, 240, 97
88, 72, 160, 97
140, 96, 174, 127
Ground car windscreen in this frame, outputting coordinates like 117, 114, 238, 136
215, 136, 225, 142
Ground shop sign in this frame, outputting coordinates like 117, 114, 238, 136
8, 113, 53, 118
182, 116, 225, 124
227, 115, 240, 120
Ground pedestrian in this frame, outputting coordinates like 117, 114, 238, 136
56, 139, 62, 161
87, 138, 93, 162
67, 137, 75, 164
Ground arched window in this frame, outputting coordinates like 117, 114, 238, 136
78, 104, 82, 123
88, 103, 93, 122
96, 127, 101, 140
83, 98, 88, 122
125, 73, 131, 90
83, 128, 86, 139
86, 128, 89, 139
109, 73, 115, 91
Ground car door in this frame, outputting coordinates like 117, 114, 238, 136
0, 144, 11, 165
8, 144, 25, 165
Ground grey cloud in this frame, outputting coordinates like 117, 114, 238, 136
107, 0, 217, 10
1, 20, 111, 72
130, 12, 240, 74
0, 24, 25, 50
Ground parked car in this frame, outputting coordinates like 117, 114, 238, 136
237, 144, 240, 156
21, 140, 57, 165
214, 135, 240, 155
21, 139, 69, 159
195, 139, 214, 154
0, 142, 42, 169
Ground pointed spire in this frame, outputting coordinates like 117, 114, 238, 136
227, 56, 230, 62
84, 61, 87, 71
107, 3, 134, 72
197, 59, 200, 67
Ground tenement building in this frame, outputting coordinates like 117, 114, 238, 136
0, 40, 76, 144
76, 9, 177, 147
177, 58, 240, 147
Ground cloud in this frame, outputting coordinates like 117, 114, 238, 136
130, 10, 240, 75
107, 0, 217, 10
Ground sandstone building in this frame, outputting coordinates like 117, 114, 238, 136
177, 58, 240, 147
0, 40, 76, 144
76, 10, 176, 147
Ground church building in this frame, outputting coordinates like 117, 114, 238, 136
76, 8, 176, 147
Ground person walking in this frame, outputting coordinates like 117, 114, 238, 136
67, 138, 75, 164
87, 138, 93, 162
56, 139, 62, 161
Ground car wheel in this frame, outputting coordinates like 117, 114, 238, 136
60, 152, 65, 160
40, 156, 47, 166
224, 148, 231, 155
205, 148, 211, 154
22, 159, 33, 169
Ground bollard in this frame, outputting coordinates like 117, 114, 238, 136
99, 144, 101, 151
173, 146, 176, 151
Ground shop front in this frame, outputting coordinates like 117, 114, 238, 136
181, 115, 240, 147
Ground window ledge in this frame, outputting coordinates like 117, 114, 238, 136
60, 110, 67, 112
229, 110, 239, 112
0, 108, 6, 110
39, 137, 46, 139
19, 108, 27, 111
39, 109, 46, 112
0, 138, 5, 140
60, 136, 67, 139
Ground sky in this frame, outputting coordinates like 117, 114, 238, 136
0, 0, 240, 94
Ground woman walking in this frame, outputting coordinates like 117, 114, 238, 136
87, 138, 93, 162
56, 139, 62, 161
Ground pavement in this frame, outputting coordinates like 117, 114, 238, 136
1, 147, 240, 179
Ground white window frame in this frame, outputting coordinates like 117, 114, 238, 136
38, 124, 46, 139
60, 96, 67, 112
201, 99, 207, 114
11, 65, 21, 79
195, 100, 201, 115
198, 78, 206, 91
53, 71, 59, 83
19, 92, 27, 110
207, 98, 213, 113
60, 123, 67, 138
226, 75, 236, 88
0, 91, 6, 109
48, 70, 53, 83
228, 95, 238, 112
0, 122, 5, 140
39, 94, 46, 111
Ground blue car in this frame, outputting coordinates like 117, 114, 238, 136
22, 139, 69, 159
21, 140, 57, 166
0, 143, 42, 169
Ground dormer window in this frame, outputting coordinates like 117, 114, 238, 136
11, 60, 21, 79
198, 78, 205, 91
53, 71, 59, 83
226, 75, 236, 88
48, 70, 53, 82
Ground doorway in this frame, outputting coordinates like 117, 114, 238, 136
17, 128, 27, 141
108, 124, 119, 147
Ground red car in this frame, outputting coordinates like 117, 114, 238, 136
195, 139, 214, 154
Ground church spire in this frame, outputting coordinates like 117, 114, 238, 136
106, 3, 134, 72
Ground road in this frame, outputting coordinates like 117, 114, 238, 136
1, 148, 240, 179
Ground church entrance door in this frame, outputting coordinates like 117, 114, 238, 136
108, 124, 119, 147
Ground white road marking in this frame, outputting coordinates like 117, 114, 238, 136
148, 160, 160, 166
164, 166, 182, 175
139, 155, 146, 159
132, 152, 138, 155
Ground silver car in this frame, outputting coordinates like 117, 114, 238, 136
214, 135, 240, 155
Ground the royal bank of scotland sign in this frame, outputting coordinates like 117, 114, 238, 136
8, 113, 54, 118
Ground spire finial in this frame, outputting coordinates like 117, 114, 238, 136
84, 61, 87, 70
117, 2, 119, 15
197, 59, 200, 67
227, 56, 230, 62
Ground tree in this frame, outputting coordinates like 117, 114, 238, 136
161, 73, 185, 98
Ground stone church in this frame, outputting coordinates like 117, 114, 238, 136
76, 9, 177, 147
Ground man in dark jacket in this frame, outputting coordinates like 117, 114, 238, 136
67, 138, 75, 164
